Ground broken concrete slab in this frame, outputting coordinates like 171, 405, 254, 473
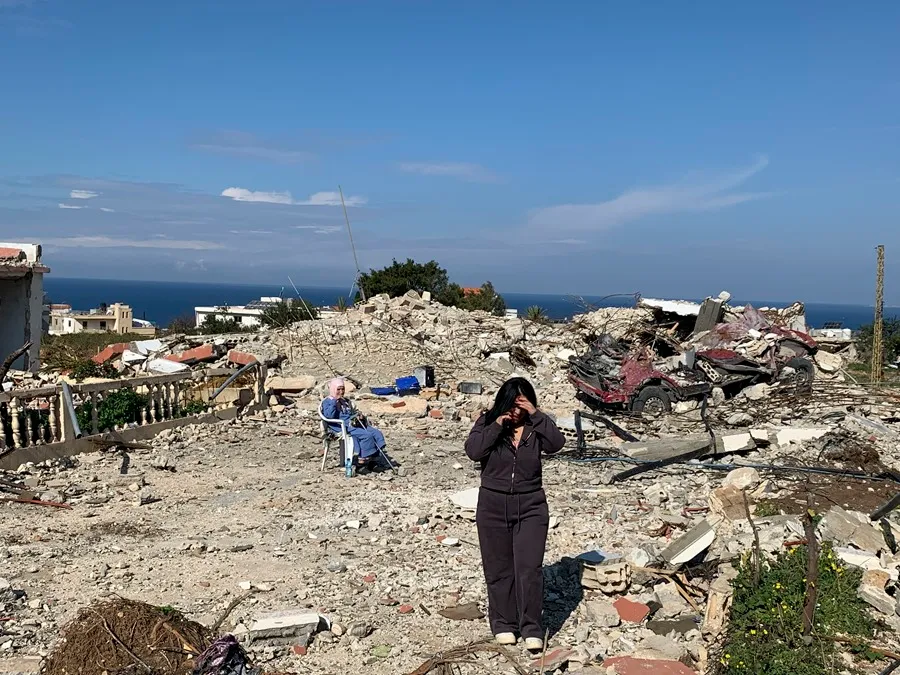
773, 427, 830, 446
448, 487, 479, 510
647, 616, 701, 636
621, 435, 710, 462
267, 376, 317, 392
723, 467, 761, 491
248, 609, 328, 641
585, 599, 621, 627
661, 520, 716, 566
715, 433, 756, 454
602, 656, 697, 674
146, 358, 191, 375
819, 506, 886, 553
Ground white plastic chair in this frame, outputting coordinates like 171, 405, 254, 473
319, 401, 355, 472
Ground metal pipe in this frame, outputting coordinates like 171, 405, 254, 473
209, 361, 259, 401
554, 452, 900, 484
60, 382, 82, 439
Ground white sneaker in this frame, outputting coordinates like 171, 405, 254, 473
495, 632, 516, 645
524, 637, 544, 651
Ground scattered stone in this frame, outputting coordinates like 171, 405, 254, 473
726, 413, 753, 427
585, 599, 621, 628
438, 602, 485, 621
722, 467, 761, 491
660, 521, 716, 566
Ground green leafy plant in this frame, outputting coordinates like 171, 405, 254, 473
713, 542, 875, 674
68, 358, 120, 382
525, 305, 550, 324
76, 389, 148, 433
335, 296, 350, 313
179, 399, 209, 417
260, 298, 319, 328
197, 313, 248, 334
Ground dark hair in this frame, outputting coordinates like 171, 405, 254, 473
484, 377, 538, 426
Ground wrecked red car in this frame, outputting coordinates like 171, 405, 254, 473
569, 326, 818, 417
568, 335, 712, 416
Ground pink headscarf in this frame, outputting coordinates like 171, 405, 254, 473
328, 378, 345, 399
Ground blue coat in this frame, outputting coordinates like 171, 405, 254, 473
321, 397, 386, 458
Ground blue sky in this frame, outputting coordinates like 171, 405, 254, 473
1, 1, 898, 304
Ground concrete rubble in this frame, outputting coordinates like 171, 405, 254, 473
1, 290, 898, 673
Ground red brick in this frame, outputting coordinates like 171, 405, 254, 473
0, 247, 24, 260
92, 343, 128, 365
363, 574, 377, 583
429, 409, 444, 419
398, 604, 414, 614
602, 656, 697, 674
614, 597, 651, 624
227, 349, 258, 366
291, 645, 307, 656
165, 344, 216, 364
391, 401, 406, 408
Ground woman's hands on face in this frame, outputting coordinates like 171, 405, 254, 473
515, 396, 537, 416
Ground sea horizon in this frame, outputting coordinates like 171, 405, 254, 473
43, 276, 899, 331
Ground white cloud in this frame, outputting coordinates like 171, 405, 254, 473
220, 187, 294, 204
99, 207, 115, 213
297, 191, 366, 206
295, 225, 341, 235
221, 187, 367, 207
229, 229, 273, 235
58, 203, 84, 209
44, 236, 225, 250
529, 156, 772, 231
398, 161, 500, 183
70, 189, 99, 199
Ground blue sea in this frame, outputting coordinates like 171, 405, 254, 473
43, 277, 899, 331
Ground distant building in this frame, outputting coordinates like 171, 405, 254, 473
194, 297, 283, 328
0, 242, 49, 372
49, 303, 156, 336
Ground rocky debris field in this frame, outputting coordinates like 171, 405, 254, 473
2, 373, 900, 674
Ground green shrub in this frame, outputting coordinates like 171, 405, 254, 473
179, 399, 209, 417
69, 358, 120, 382
713, 542, 875, 674
358, 259, 507, 316
260, 299, 319, 328
76, 389, 148, 433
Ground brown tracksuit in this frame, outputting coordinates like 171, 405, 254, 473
464, 411, 567, 638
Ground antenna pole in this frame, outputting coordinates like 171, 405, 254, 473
339, 185, 366, 302
871, 244, 885, 383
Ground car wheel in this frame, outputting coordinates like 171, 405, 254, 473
631, 386, 672, 417
785, 357, 815, 388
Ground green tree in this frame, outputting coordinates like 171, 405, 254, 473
198, 314, 244, 334
335, 296, 350, 313
166, 313, 197, 335
456, 282, 508, 317
358, 260, 507, 316
856, 318, 900, 364
359, 259, 459, 305
77, 389, 147, 433
260, 299, 319, 328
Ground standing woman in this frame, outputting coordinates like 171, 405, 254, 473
464, 377, 567, 651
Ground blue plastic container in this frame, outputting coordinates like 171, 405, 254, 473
370, 386, 397, 396
395, 376, 421, 395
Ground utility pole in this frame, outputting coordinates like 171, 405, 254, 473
339, 185, 366, 302
871, 244, 885, 383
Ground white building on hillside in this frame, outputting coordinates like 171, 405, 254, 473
194, 297, 283, 328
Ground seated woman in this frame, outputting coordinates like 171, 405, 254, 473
322, 378, 387, 469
